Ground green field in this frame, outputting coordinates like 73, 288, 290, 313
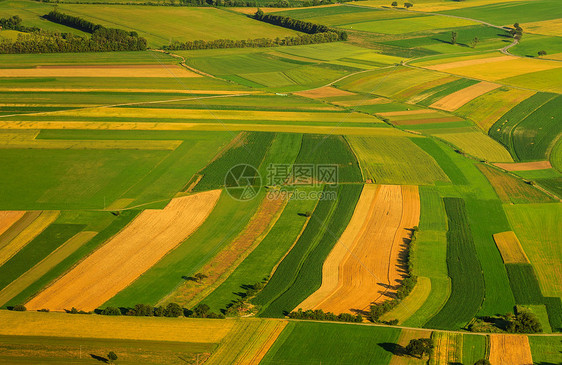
424, 198, 485, 330
261, 321, 401, 364
348, 136, 450, 185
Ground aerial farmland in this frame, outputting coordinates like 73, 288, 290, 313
0, 0, 560, 363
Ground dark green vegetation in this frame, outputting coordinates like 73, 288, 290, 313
490, 92, 561, 161
255, 184, 362, 317
261, 321, 401, 364
505, 264, 562, 332
424, 198, 485, 330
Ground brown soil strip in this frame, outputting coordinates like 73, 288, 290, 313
494, 161, 552, 171
161, 194, 287, 307
489, 334, 533, 365
25, 190, 221, 312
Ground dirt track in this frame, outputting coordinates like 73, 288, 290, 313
25, 190, 221, 312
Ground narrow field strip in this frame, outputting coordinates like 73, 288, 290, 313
0, 310, 233, 343
301, 185, 420, 314
489, 334, 534, 365
0, 65, 201, 78
0, 212, 41, 251
394, 117, 464, 126
494, 161, 552, 171
0, 231, 98, 307
0, 121, 409, 136
380, 276, 432, 325
430, 81, 501, 112
294, 86, 356, 99
0, 88, 255, 95
206, 319, 288, 365
0, 211, 60, 267
0, 211, 25, 236
493, 231, 530, 264
26, 190, 221, 312
162, 194, 287, 308
426, 55, 515, 71
0, 138, 182, 150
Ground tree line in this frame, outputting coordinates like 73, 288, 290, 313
254, 10, 347, 41
164, 31, 341, 50
0, 12, 147, 54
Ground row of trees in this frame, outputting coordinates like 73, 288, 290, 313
35, 0, 347, 8
288, 308, 363, 323
0, 12, 147, 54
254, 10, 348, 41
369, 227, 419, 322
164, 32, 341, 51
100, 302, 224, 318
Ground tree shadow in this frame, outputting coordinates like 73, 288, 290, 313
378, 342, 406, 356
90, 354, 108, 363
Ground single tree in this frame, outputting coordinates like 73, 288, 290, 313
451, 31, 457, 45
193, 303, 210, 318
107, 351, 118, 364
404, 2, 413, 8
405, 338, 434, 359
471, 36, 479, 48
474, 360, 491, 365
193, 273, 208, 283
538, 50, 547, 57
164, 302, 183, 317
391, 1, 398, 6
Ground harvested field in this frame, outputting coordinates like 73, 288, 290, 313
494, 161, 553, 171
394, 117, 464, 126
206, 319, 288, 365
161, 194, 287, 307
389, 329, 432, 365
294, 86, 355, 99
0, 65, 201, 78
430, 82, 501, 112
299, 185, 420, 314
427, 55, 514, 71
0, 211, 59, 267
0, 231, 98, 307
25, 190, 221, 312
489, 334, 534, 365
0, 211, 25, 236
0, 310, 234, 343
476, 164, 555, 203
493, 231, 530, 264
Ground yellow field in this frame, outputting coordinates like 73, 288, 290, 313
300, 185, 420, 314
435, 58, 562, 81
389, 329, 432, 365
489, 334, 533, 365
429, 332, 462, 365
0, 211, 60, 267
0, 310, 234, 343
0, 120, 411, 136
415, 52, 501, 67
459, 88, 535, 131
435, 130, 513, 162
426, 55, 514, 71
0, 231, 98, 307
430, 81, 501, 111
521, 18, 562, 36
359, 0, 512, 12
0, 211, 25, 236
0, 88, 256, 94
206, 319, 288, 365
380, 276, 431, 324
50, 107, 384, 124
0, 65, 201, 78
26, 190, 221, 312
493, 231, 530, 264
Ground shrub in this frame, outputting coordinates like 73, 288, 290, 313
101, 307, 122, 316
164, 303, 183, 317
405, 338, 433, 358
12, 304, 26, 311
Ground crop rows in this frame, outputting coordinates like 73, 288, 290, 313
424, 198, 485, 330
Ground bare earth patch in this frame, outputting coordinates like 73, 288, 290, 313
26, 190, 221, 312
494, 161, 552, 171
